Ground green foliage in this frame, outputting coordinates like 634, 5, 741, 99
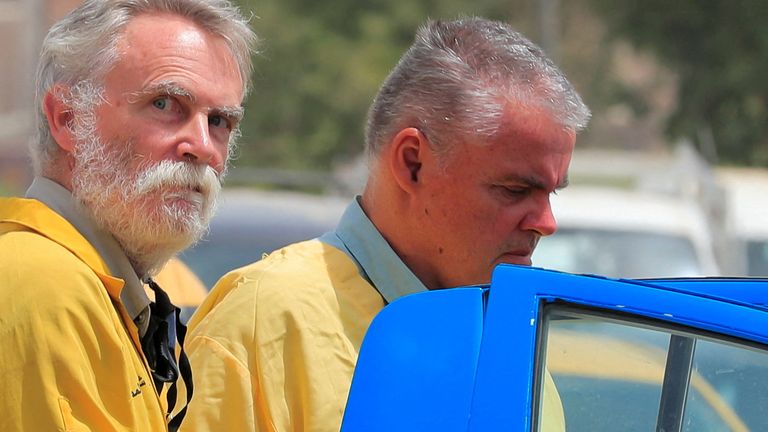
588, 0, 768, 166
233, 0, 515, 171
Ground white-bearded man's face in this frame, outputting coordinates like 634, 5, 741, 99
42, 13, 243, 278
71, 128, 221, 277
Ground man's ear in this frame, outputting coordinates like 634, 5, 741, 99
42, 85, 77, 153
388, 127, 430, 195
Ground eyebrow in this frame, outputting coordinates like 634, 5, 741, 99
128, 81, 194, 103
127, 80, 244, 123
213, 105, 245, 124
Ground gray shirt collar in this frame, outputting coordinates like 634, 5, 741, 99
319, 196, 427, 304
25, 177, 151, 322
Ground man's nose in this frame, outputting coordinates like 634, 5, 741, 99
175, 114, 224, 172
521, 195, 557, 237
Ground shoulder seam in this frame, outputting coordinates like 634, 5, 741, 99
190, 334, 252, 373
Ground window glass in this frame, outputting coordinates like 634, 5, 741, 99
536, 307, 768, 432
685, 339, 768, 431
746, 240, 768, 276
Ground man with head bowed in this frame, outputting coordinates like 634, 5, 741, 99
0, 0, 256, 430
185, 16, 590, 432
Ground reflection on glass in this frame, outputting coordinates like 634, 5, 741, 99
537, 309, 767, 432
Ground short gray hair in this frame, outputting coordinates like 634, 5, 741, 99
365, 17, 590, 159
32, 0, 258, 175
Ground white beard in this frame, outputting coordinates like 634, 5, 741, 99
70, 133, 221, 277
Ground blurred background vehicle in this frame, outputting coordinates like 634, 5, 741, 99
532, 146, 725, 278
531, 185, 720, 278
717, 167, 768, 276
177, 188, 348, 290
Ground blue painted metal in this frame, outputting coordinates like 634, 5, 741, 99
342, 287, 486, 432
342, 265, 768, 431
647, 277, 768, 307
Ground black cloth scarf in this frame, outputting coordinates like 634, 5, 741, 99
142, 278, 194, 432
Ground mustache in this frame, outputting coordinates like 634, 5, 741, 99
135, 160, 220, 197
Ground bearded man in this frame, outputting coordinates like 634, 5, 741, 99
0, 1, 256, 431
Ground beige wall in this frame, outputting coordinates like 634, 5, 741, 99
46, 0, 85, 25
0, 0, 81, 194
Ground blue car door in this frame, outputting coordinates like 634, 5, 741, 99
343, 265, 768, 431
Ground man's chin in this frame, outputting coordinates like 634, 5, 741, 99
497, 254, 533, 266
165, 199, 205, 219
122, 206, 206, 252
120, 228, 201, 276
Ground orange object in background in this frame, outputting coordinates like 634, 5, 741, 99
150, 258, 207, 322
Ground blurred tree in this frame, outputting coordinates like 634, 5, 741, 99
233, 0, 531, 172
588, 0, 768, 166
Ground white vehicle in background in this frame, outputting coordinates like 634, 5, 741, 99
532, 186, 721, 278
717, 167, 768, 276
531, 145, 727, 279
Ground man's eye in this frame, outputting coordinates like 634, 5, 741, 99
495, 185, 529, 200
504, 187, 526, 195
152, 97, 171, 110
209, 115, 230, 129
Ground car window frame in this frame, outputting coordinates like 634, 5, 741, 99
468, 265, 768, 431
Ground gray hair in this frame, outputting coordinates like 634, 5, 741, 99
365, 17, 590, 159
32, 0, 258, 175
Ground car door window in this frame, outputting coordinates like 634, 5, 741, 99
536, 306, 768, 432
